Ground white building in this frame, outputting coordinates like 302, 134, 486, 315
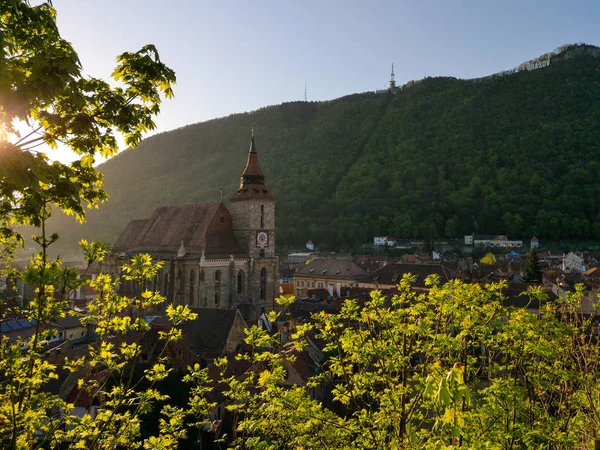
465, 234, 522, 248
374, 236, 396, 247
562, 252, 587, 273
530, 236, 539, 248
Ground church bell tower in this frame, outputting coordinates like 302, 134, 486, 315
229, 130, 275, 258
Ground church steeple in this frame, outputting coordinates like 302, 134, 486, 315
231, 129, 274, 202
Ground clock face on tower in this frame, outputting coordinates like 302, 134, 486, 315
256, 231, 268, 248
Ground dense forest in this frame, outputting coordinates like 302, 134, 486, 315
48, 44, 600, 256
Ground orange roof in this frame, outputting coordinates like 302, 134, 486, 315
280, 283, 294, 295
240, 138, 264, 177
231, 134, 274, 202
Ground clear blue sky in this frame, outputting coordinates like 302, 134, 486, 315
52, 0, 599, 155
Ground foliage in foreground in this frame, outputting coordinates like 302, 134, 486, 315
219, 277, 600, 449
3, 247, 600, 449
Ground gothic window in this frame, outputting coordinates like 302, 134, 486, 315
178, 268, 184, 293
260, 205, 265, 229
260, 267, 267, 300
215, 270, 221, 307
237, 270, 245, 294
189, 269, 195, 305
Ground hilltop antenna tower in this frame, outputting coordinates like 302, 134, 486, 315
304, 83, 307, 102
389, 63, 397, 90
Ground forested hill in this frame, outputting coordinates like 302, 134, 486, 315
49, 44, 600, 256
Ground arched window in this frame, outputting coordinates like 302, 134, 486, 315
178, 268, 184, 293
189, 269, 195, 305
259, 249, 265, 257
260, 268, 267, 300
237, 270, 245, 294
260, 205, 265, 229
215, 270, 221, 307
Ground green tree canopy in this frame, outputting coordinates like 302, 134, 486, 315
523, 246, 542, 282
0, 2, 180, 448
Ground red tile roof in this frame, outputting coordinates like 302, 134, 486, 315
113, 202, 247, 257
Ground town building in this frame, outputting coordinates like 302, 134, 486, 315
464, 234, 523, 248
287, 252, 312, 263
111, 132, 278, 320
360, 263, 452, 293
562, 252, 587, 273
293, 258, 369, 298
373, 236, 396, 247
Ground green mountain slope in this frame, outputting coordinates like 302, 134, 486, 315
49, 44, 600, 255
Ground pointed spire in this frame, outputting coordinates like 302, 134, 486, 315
241, 128, 264, 179
389, 63, 397, 90
231, 129, 274, 202
177, 240, 186, 258
249, 125, 257, 154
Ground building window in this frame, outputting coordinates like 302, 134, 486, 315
237, 270, 245, 294
260, 268, 267, 300
178, 268, 184, 293
189, 269, 195, 305
259, 249, 265, 257
260, 205, 265, 229
164, 274, 169, 296
220, 216, 225, 224
215, 270, 221, 306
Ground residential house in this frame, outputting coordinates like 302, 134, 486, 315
293, 258, 369, 298
360, 263, 452, 293
287, 252, 312, 263
563, 252, 587, 273
465, 234, 523, 248
373, 236, 396, 247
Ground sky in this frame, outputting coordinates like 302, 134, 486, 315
45, 0, 600, 161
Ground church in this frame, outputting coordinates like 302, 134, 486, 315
111, 132, 278, 320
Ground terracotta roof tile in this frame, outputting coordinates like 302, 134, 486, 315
295, 259, 369, 280
370, 263, 451, 288
113, 202, 247, 257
